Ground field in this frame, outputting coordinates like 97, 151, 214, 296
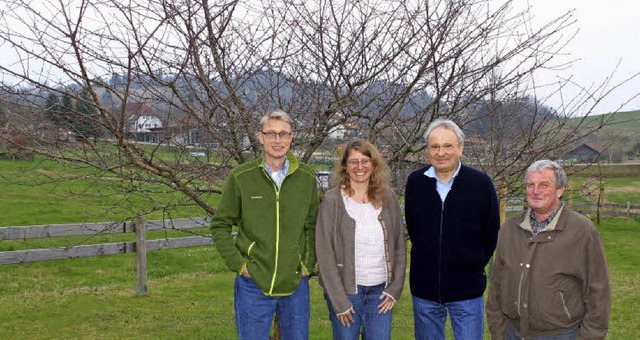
568, 109, 640, 148
0, 159, 216, 227
0, 159, 639, 338
571, 109, 640, 137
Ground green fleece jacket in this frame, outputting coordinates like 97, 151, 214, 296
210, 152, 318, 296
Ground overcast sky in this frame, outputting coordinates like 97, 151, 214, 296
2, 0, 638, 116
524, 0, 640, 115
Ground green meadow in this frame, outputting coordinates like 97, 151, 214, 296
0, 158, 216, 227
0, 159, 639, 338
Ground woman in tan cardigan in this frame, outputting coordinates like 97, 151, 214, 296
316, 139, 406, 340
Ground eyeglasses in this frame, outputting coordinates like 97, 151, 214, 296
429, 144, 458, 153
261, 131, 293, 140
347, 158, 372, 167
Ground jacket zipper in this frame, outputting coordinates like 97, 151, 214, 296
261, 164, 284, 296
268, 182, 280, 296
517, 270, 524, 317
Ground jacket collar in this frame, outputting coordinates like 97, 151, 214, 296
258, 151, 299, 175
520, 205, 565, 233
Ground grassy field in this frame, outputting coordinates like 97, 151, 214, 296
565, 176, 640, 204
568, 109, 640, 146
571, 109, 640, 135
0, 159, 639, 338
0, 220, 638, 339
0, 159, 217, 227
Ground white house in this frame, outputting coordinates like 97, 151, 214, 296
133, 115, 162, 132
124, 102, 163, 132
328, 124, 348, 139
123, 102, 164, 142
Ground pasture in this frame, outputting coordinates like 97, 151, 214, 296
0, 159, 639, 338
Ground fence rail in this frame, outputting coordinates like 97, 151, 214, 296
0, 217, 210, 241
2, 200, 639, 265
504, 199, 640, 220
0, 217, 213, 293
1, 199, 638, 291
0, 235, 212, 265
0, 217, 212, 265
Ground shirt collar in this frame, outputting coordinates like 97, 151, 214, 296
262, 155, 290, 175
525, 201, 564, 235
423, 161, 462, 182
529, 201, 564, 225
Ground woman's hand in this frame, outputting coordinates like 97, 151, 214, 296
337, 308, 356, 327
377, 294, 395, 314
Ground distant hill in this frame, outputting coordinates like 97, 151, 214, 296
569, 110, 640, 137
565, 110, 640, 162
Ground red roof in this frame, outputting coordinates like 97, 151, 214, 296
124, 102, 154, 116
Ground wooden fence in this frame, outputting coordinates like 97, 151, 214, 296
0, 217, 212, 293
1, 199, 638, 293
505, 199, 640, 221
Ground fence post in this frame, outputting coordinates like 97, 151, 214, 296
135, 215, 148, 295
499, 186, 506, 226
596, 181, 604, 225
567, 180, 573, 210
627, 202, 631, 223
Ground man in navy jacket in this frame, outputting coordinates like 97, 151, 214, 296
405, 118, 500, 339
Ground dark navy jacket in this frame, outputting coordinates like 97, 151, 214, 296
405, 164, 500, 303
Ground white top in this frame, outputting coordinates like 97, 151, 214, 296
342, 192, 386, 286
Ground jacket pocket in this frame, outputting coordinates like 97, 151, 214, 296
247, 241, 256, 256
537, 289, 579, 329
559, 291, 571, 320
235, 234, 256, 260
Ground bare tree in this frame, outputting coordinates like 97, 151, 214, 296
1, 0, 638, 221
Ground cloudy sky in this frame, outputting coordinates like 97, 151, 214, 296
524, 0, 640, 115
2, 0, 638, 116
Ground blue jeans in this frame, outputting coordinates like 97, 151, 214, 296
234, 275, 309, 340
412, 295, 484, 340
325, 283, 393, 340
506, 323, 579, 340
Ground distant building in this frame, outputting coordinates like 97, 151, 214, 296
123, 102, 164, 143
565, 143, 606, 163
325, 112, 360, 140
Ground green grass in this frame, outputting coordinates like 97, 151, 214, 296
571, 109, 640, 132
567, 109, 640, 144
595, 177, 640, 203
0, 159, 639, 338
566, 176, 640, 204
0, 159, 218, 227
595, 219, 640, 339
0, 220, 638, 338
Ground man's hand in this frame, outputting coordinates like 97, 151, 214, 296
241, 267, 251, 278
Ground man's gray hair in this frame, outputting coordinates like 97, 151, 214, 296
259, 109, 294, 130
525, 160, 567, 188
423, 118, 465, 145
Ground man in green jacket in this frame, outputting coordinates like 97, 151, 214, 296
210, 109, 318, 339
